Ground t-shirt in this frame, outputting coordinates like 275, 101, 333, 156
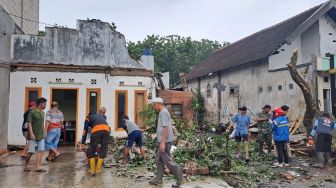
156, 109, 174, 143
27, 109, 45, 141
46, 109, 63, 130
232, 114, 251, 136
122, 119, 141, 134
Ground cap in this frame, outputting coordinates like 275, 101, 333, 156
238, 106, 247, 111
151, 97, 164, 104
262, 105, 271, 109
28, 101, 36, 108
281, 105, 289, 111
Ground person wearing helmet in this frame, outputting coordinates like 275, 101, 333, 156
272, 106, 290, 167
308, 113, 336, 168
227, 106, 251, 163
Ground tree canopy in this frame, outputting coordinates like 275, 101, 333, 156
127, 35, 230, 87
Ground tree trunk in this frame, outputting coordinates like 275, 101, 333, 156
287, 50, 317, 137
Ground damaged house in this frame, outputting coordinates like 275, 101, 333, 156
187, 1, 336, 124
6, 19, 156, 146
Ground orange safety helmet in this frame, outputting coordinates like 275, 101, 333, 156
273, 107, 284, 118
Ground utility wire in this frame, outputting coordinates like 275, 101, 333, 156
0, 9, 57, 27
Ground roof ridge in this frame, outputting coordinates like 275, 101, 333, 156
211, 3, 324, 56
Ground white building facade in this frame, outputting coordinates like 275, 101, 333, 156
8, 19, 155, 146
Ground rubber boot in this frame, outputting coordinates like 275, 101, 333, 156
312, 152, 324, 168
324, 152, 330, 166
89, 158, 96, 176
96, 158, 104, 174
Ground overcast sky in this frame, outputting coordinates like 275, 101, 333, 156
40, 0, 326, 43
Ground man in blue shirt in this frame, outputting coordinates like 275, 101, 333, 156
308, 113, 336, 168
227, 106, 251, 163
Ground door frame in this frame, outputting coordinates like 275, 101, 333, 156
50, 87, 79, 146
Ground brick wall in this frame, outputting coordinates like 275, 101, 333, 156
158, 90, 193, 124
0, 0, 39, 34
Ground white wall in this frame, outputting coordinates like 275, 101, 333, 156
320, 15, 336, 56
269, 37, 302, 70
8, 71, 155, 145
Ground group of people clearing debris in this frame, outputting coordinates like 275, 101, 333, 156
227, 104, 336, 168
21, 97, 183, 188
21, 96, 335, 188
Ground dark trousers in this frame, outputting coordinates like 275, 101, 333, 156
87, 131, 110, 159
275, 141, 289, 163
156, 142, 182, 181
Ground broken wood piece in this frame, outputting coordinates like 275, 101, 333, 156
291, 149, 309, 156
290, 116, 303, 135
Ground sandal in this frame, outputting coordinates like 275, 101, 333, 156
34, 169, 46, 172
24, 167, 31, 172
55, 153, 61, 158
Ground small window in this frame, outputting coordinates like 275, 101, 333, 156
278, 85, 282, 91
258, 87, 263, 93
268, 86, 272, 92
171, 104, 183, 119
206, 84, 212, 97
69, 79, 74, 83
229, 87, 235, 94
91, 79, 97, 85
324, 76, 329, 83
25, 87, 41, 111
289, 84, 294, 89
30, 78, 37, 83
119, 81, 125, 86
56, 78, 62, 83
138, 82, 143, 86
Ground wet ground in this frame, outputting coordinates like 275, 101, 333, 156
0, 147, 230, 188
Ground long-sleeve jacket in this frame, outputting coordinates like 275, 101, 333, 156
81, 114, 109, 144
310, 117, 336, 137
272, 115, 290, 142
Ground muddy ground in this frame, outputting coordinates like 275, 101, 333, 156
0, 147, 229, 188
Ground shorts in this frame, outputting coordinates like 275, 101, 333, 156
315, 133, 332, 152
235, 134, 248, 142
28, 139, 45, 153
126, 130, 143, 148
45, 128, 61, 150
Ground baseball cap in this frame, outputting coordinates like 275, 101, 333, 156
28, 101, 36, 108
151, 97, 164, 104
262, 105, 271, 109
239, 106, 247, 111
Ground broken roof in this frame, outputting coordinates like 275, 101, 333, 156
186, 3, 325, 80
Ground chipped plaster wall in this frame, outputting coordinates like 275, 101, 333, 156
187, 61, 312, 124
0, 6, 19, 150
11, 20, 143, 69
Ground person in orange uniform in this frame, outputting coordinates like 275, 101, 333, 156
84, 112, 110, 176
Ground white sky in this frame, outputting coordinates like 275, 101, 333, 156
40, 0, 327, 43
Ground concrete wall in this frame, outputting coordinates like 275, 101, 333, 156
8, 71, 155, 145
0, 0, 39, 34
0, 6, 20, 150
319, 15, 336, 56
11, 20, 143, 69
188, 61, 312, 124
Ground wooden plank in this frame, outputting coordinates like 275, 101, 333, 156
290, 116, 303, 135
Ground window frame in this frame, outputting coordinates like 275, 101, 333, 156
86, 88, 101, 116
24, 87, 42, 112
